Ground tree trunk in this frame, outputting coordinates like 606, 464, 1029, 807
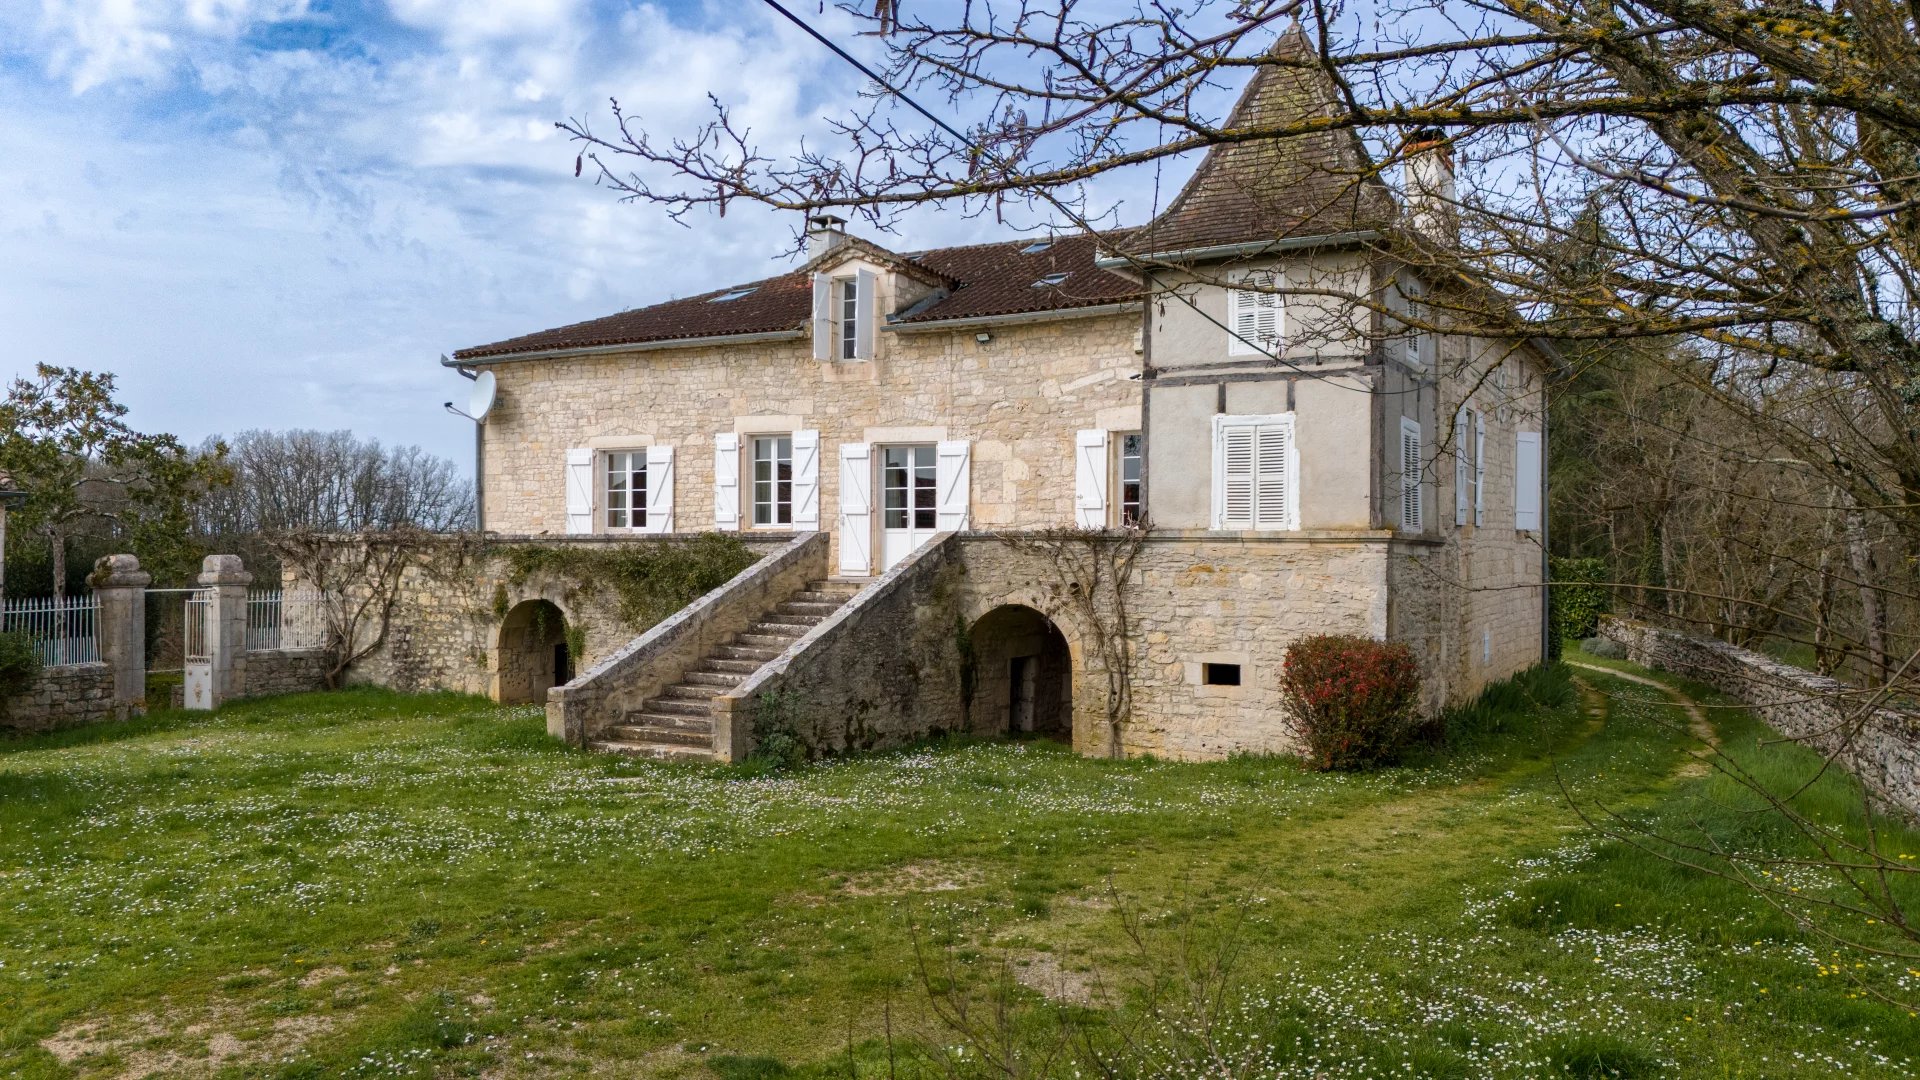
1846, 510, 1890, 687
49, 527, 67, 665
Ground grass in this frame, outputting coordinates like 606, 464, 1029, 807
1, 657, 1917, 1077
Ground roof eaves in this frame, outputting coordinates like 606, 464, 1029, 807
451, 328, 807, 365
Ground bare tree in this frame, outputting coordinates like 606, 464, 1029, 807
195, 429, 474, 536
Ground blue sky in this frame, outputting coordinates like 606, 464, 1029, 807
0, 0, 1205, 472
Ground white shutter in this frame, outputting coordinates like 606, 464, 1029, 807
1253, 424, 1292, 530
564, 448, 594, 535
713, 433, 741, 531
791, 429, 821, 530
1515, 431, 1542, 531
854, 268, 878, 360
837, 443, 872, 575
935, 440, 971, 531
1401, 418, 1423, 532
644, 445, 674, 533
1227, 271, 1281, 356
1074, 429, 1109, 528
1215, 423, 1255, 528
1474, 410, 1487, 527
811, 273, 832, 361
1454, 406, 1471, 527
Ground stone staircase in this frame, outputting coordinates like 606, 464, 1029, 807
588, 580, 861, 760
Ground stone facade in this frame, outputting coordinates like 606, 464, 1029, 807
1, 662, 119, 733
1603, 617, 1920, 819
240, 650, 330, 699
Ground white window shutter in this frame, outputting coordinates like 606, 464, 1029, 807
1515, 431, 1542, 531
1228, 286, 1254, 355
1252, 271, 1281, 352
854, 268, 878, 360
643, 445, 674, 533
1253, 424, 1292, 530
1401, 419, 1423, 532
935, 440, 970, 531
564, 448, 594, 535
811, 273, 832, 362
1073, 429, 1109, 528
837, 443, 872, 575
713, 433, 741, 531
791, 429, 821, 530
1474, 410, 1487, 526
1454, 406, 1471, 527
1215, 422, 1255, 528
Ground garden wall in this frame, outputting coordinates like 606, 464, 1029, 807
1603, 616, 1920, 818
2, 663, 120, 733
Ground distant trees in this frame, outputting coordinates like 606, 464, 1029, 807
195, 429, 473, 536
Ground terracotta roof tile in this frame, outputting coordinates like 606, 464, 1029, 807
896, 233, 1139, 323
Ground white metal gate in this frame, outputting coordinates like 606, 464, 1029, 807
182, 590, 213, 710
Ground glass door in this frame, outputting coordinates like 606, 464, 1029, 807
880, 445, 938, 570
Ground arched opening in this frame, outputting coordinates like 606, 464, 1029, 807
497, 599, 571, 705
967, 605, 1072, 740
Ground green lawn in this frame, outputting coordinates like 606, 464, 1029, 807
2, 658, 1917, 1077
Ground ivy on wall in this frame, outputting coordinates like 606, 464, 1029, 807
0, 631, 42, 716
498, 534, 758, 631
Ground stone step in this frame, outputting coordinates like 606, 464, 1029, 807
683, 669, 746, 687
660, 682, 722, 700
618, 710, 712, 735
609, 717, 712, 744
643, 697, 712, 718
736, 632, 799, 649
778, 600, 843, 617
705, 653, 772, 670
590, 738, 713, 761
755, 614, 822, 629
792, 589, 855, 604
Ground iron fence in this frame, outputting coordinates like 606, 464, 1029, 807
1, 593, 101, 666
245, 589, 324, 652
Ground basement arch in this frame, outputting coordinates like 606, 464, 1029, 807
497, 599, 572, 705
967, 604, 1072, 741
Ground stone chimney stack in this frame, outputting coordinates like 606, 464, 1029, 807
1403, 129, 1457, 242
805, 214, 849, 260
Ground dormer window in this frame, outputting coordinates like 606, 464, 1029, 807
839, 276, 860, 359
1021, 240, 1054, 255
709, 287, 757, 303
1032, 272, 1070, 288
812, 267, 876, 362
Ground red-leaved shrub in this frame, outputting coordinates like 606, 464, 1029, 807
1279, 634, 1423, 771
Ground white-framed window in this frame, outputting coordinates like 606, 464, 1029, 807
812, 268, 876, 362
604, 450, 647, 531
1227, 270, 1284, 357
1117, 432, 1144, 527
1211, 414, 1298, 531
838, 276, 860, 360
751, 435, 793, 527
1454, 405, 1485, 527
1399, 418, 1423, 532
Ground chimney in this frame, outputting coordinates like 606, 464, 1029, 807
1402, 129, 1457, 242
806, 214, 849, 260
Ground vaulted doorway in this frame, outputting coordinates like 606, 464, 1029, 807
497, 599, 571, 705
967, 605, 1072, 740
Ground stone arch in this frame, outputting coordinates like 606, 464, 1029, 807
966, 604, 1073, 741
496, 599, 572, 705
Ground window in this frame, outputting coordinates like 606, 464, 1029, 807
710, 287, 757, 303
1020, 240, 1054, 255
1454, 405, 1485, 527
1118, 433, 1143, 527
1400, 418, 1423, 532
1227, 270, 1283, 356
882, 446, 938, 530
1032, 272, 1070, 288
1212, 414, 1297, 531
838, 276, 860, 361
1202, 663, 1242, 686
751, 436, 793, 526
604, 451, 647, 530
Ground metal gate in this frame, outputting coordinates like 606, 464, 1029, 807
182, 589, 213, 710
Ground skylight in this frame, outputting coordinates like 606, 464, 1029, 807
1032, 272, 1070, 288
1021, 240, 1054, 255
709, 287, 758, 302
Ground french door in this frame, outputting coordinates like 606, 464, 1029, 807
880, 445, 938, 570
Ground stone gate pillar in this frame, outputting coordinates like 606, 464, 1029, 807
91, 554, 150, 717
199, 554, 252, 707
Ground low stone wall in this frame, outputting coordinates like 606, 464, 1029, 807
1603, 616, 1920, 817
547, 533, 829, 746
241, 649, 331, 699
714, 534, 967, 761
2, 663, 121, 733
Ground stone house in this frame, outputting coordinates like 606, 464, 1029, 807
423, 34, 1555, 762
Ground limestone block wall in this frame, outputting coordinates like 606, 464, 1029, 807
549, 533, 828, 746
282, 534, 791, 699
241, 650, 330, 699
1603, 617, 1920, 819
2, 663, 119, 733
477, 311, 1143, 564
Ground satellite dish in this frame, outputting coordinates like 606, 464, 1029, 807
469, 370, 497, 421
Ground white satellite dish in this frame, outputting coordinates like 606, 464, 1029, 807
469, 370, 497, 421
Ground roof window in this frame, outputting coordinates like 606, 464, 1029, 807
709, 287, 758, 302
1032, 272, 1070, 288
1021, 240, 1054, 255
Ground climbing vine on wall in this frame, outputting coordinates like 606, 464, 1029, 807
993, 523, 1150, 758
498, 534, 757, 630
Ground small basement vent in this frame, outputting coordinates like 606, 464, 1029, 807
1202, 663, 1242, 686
